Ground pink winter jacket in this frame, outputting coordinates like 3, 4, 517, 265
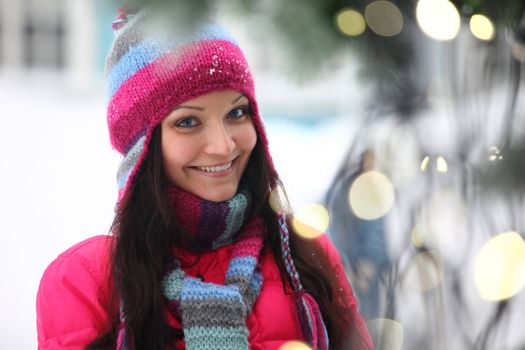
37, 234, 374, 349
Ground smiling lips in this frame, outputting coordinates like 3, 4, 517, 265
191, 158, 236, 175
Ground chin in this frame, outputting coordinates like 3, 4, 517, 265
197, 186, 238, 203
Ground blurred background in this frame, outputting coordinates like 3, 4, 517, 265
0, 0, 524, 348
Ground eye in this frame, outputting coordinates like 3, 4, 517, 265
176, 117, 200, 128
228, 106, 251, 120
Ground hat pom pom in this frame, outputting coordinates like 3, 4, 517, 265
112, 7, 129, 31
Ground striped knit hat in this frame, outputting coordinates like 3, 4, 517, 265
105, 7, 273, 201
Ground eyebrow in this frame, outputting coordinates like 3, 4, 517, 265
173, 105, 204, 111
174, 94, 247, 111
232, 94, 247, 103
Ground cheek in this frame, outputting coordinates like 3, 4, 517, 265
161, 134, 193, 171
240, 123, 258, 153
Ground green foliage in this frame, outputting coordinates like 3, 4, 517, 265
108, 0, 523, 71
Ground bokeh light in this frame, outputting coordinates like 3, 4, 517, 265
269, 187, 288, 215
411, 224, 425, 247
416, 0, 460, 41
294, 203, 330, 232
367, 318, 404, 350
488, 146, 503, 161
348, 171, 395, 220
469, 14, 495, 41
420, 155, 430, 171
420, 155, 448, 172
335, 8, 367, 37
403, 250, 444, 291
292, 219, 323, 239
474, 231, 525, 301
365, 1, 403, 37
436, 156, 448, 172
292, 203, 329, 239
279, 341, 312, 350
512, 42, 525, 62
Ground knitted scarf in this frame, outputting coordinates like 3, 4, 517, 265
117, 188, 263, 350
117, 187, 329, 350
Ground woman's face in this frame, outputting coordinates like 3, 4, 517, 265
160, 90, 257, 202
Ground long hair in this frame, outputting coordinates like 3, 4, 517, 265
89, 122, 368, 349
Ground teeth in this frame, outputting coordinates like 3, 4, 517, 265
197, 162, 232, 173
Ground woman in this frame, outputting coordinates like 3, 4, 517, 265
36, 6, 373, 350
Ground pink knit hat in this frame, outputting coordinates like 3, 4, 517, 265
105, 8, 274, 201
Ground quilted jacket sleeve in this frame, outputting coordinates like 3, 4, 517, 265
317, 234, 375, 350
36, 236, 113, 350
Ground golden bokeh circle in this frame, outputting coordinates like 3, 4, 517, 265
292, 218, 324, 240
348, 171, 395, 220
335, 8, 367, 36
294, 203, 329, 232
365, 1, 403, 37
474, 231, 525, 301
470, 14, 495, 41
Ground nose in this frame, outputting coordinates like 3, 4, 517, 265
203, 122, 235, 156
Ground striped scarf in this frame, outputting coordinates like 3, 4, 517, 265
117, 187, 329, 349
117, 188, 263, 349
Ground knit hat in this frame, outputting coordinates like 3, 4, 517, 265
105, 7, 273, 201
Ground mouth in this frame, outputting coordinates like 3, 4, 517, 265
190, 158, 237, 174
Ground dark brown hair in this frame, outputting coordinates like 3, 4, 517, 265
88, 124, 369, 349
